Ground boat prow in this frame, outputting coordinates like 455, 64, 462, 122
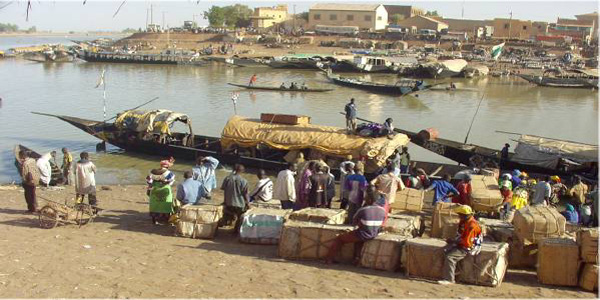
31, 111, 105, 136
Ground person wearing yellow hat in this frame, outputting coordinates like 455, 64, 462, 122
438, 204, 482, 285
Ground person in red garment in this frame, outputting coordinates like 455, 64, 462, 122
248, 74, 257, 86
325, 186, 386, 264
453, 174, 473, 206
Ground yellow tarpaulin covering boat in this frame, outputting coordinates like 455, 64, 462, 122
115, 109, 191, 136
221, 115, 410, 172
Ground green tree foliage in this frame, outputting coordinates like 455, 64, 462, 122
298, 12, 309, 21
204, 4, 252, 28
389, 14, 404, 24
425, 10, 440, 17
204, 6, 226, 27
0, 22, 19, 32
26, 26, 36, 33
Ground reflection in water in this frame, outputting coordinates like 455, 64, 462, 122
0, 51, 597, 184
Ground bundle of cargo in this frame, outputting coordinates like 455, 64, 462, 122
579, 263, 599, 292
512, 206, 566, 245
577, 228, 598, 264
404, 238, 447, 280
239, 207, 291, 245
176, 204, 224, 239
298, 36, 314, 44
288, 208, 347, 225
250, 200, 282, 209
382, 213, 422, 237
389, 188, 424, 213
508, 239, 538, 269
359, 233, 407, 272
479, 218, 513, 243
537, 238, 580, 286
260, 113, 310, 125
470, 175, 503, 213
457, 242, 509, 287
431, 202, 460, 239
278, 220, 355, 263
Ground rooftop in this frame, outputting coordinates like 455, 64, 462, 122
310, 3, 382, 12
557, 18, 594, 27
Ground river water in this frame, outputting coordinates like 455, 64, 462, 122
1, 35, 598, 184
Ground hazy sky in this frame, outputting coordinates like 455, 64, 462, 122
0, 0, 597, 32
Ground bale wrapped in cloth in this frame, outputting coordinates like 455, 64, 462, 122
288, 208, 347, 225
278, 220, 356, 263
220, 116, 410, 174
239, 207, 291, 244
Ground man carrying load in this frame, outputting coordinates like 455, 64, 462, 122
438, 205, 482, 285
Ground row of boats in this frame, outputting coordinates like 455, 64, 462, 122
29, 105, 598, 184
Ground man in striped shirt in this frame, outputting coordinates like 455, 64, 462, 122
325, 186, 386, 264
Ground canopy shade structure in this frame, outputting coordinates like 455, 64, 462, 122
512, 134, 598, 169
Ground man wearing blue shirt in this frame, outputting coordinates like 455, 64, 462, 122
426, 174, 459, 205
176, 171, 204, 205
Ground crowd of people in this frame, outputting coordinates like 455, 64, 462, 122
16, 148, 98, 213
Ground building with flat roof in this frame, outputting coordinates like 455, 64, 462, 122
308, 3, 388, 31
250, 4, 289, 29
395, 15, 448, 32
548, 17, 594, 43
492, 18, 547, 40
384, 5, 424, 22
575, 12, 598, 39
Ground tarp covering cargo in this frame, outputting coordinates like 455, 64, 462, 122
512, 134, 598, 169
239, 207, 291, 244
221, 116, 409, 172
115, 109, 191, 136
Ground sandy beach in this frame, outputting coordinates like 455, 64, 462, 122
0, 184, 593, 298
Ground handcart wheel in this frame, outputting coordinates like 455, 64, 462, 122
39, 206, 59, 229
74, 203, 94, 226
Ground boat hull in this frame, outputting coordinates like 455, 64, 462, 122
518, 74, 598, 88
228, 83, 333, 92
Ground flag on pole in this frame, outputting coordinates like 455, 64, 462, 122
491, 42, 505, 60
95, 69, 106, 88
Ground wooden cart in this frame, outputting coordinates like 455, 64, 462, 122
38, 196, 98, 229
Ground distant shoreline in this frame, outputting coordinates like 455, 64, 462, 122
0, 32, 127, 37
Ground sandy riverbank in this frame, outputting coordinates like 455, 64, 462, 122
0, 184, 593, 298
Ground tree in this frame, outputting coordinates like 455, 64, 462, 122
389, 14, 404, 24
204, 6, 226, 27
223, 4, 253, 28
26, 26, 36, 33
298, 12, 309, 22
0, 22, 18, 32
425, 10, 439, 17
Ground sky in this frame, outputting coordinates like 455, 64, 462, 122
0, 0, 597, 32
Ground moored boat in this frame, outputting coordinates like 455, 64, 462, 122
14, 144, 64, 185
32, 111, 411, 177
228, 83, 334, 92
325, 71, 433, 96
350, 115, 598, 181
416, 59, 468, 78
518, 69, 598, 89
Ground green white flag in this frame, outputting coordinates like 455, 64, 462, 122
491, 42, 505, 60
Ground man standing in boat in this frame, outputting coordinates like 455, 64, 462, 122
344, 98, 357, 134
248, 74, 257, 86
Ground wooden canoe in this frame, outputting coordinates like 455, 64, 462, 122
228, 83, 334, 92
